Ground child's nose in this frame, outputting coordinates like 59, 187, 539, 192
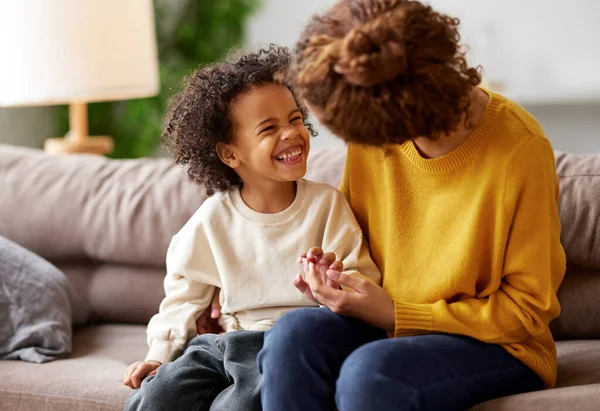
281, 125, 299, 140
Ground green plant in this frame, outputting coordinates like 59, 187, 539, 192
56, 0, 260, 158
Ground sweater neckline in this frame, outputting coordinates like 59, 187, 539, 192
229, 179, 306, 224
399, 89, 502, 174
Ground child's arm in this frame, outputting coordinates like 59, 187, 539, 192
123, 220, 221, 388
145, 230, 220, 364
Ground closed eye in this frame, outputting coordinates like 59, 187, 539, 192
260, 125, 277, 133
291, 116, 303, 123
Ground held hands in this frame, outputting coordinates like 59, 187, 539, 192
123, 360, 161, 389
294, 247, 343, 304
295, 247, 396, 331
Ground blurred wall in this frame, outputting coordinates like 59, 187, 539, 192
0, 107, 56, 148
2, 0, 598, 153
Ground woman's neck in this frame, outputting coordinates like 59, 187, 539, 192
413, 88, 489, 159
239, 180, 297, 214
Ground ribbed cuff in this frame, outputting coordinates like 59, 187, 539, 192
145, 339, 180, 364
389, 301, 434, 338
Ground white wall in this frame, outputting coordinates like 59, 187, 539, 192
246, 0, 600, 153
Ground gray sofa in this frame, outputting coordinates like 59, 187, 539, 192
1, 144, 600, 411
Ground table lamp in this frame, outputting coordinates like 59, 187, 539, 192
0, 0, 160, 155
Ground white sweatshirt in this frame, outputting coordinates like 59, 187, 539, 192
145, 179, 381, 363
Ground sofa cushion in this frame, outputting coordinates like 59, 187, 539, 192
556, 151, 600, 269
0, 236, 83, 363
555, 340, 600, 388
470, 384, 600, 411
551, 265, 600, 340
57, 261, 165, 324
0, 145, 206, 267
0, 324, 146, 411
470, 339, 600, 410
2, 325, 600, 411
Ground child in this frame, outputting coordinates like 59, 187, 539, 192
122, 45, 381, 411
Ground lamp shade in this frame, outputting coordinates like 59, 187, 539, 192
0, 0, 159, 107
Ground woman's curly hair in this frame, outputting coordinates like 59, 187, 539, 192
290, 0, 482, 146
163, 45, 316, 196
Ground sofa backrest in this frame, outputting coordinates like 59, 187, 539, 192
550, 152, 600, 339
1, 144, 599, 339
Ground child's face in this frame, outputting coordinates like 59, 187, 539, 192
224, 83, 310, 186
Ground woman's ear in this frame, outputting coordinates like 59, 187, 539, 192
216, 142, 239, 168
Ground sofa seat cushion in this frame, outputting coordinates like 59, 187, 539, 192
2, 326, 600, 411
555, 340, 600, 388
470, 383, 600, 411
470, 340, 600, 410
0, 324, 146, 411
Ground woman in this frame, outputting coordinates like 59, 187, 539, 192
256, 0, 566, 410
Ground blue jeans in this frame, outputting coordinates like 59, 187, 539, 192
125, 331, 263, 411
257, 308, 544, 411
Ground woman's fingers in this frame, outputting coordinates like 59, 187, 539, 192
329, 260, 344, 271
327, 270, 369, 293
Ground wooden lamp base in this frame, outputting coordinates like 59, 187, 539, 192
44, 135, 114, 155
44, 101, 114, 156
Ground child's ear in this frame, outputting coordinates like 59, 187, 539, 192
216, 142, 239, 168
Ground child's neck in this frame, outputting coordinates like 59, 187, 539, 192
239, 180, 297, 214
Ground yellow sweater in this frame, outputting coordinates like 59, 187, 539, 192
340, 90, 566, 388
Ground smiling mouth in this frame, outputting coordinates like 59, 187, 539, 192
274, 146, 303, 163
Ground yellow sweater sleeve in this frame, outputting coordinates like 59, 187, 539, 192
390, 137, 566, 343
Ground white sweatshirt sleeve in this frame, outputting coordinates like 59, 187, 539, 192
323, 189, 382, 287
333, 228, 382, 287
145, 222, 221, 364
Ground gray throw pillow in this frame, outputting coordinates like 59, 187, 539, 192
0, 235, 74, 363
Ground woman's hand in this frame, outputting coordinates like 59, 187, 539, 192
305, 260, 396, 331
196, 288, 224, 335
123, 360, 161, 389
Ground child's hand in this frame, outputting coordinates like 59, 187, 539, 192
295, 247, 343, 303
196, 288, 224, 335
123, 360, 161, 389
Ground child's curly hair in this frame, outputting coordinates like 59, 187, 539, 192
163, 45, 316, 196
290, 0, 482, 146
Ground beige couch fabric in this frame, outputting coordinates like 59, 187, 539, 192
556, 151, 600, 269
1, 325, 144, 411
3, 326, 600, 411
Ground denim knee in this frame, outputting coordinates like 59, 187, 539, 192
125, 372, 173, 411
259, 308, 345, 370
336, 342, 416, 411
